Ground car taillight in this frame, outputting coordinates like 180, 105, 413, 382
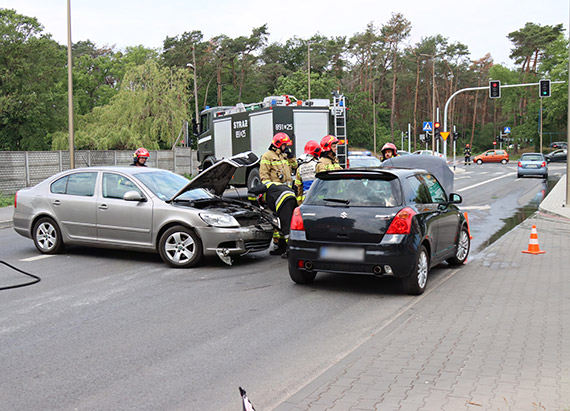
14, 192, 17, 208
541, 161, 546, 167
290, 207, 304, 231
386, 207, 416, 235
518, 161, 522, 167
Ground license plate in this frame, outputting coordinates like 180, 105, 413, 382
320, 246, 365, 262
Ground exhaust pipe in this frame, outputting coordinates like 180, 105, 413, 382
304, 261, 313, 270
373, 265, 383, 276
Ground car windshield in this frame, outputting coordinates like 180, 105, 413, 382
134, 171, 213, 201
305, 176, 402, 207
521, 154, 543, 161
349, 156, 381, 168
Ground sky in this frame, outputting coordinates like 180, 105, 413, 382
3, 0, 569, 68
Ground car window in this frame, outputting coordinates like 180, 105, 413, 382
521, 154, 543, 161
305, 176, 402, 207
349, 156, 381, 168
135, 170, 212, 201
423, 174, 447, 203
103, 173, 142, 199
497, 150, 506, 155
406, 175, 432, 204
50, 172, 97, 196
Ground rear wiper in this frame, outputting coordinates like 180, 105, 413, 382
323, 198, 350, 205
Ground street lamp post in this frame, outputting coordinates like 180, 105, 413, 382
307, 42, 311, 101
420, 54, 437, 155
67, 0, 75, 169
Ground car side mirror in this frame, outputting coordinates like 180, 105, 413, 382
123, 190, 146, 202
448, 193, 462, 204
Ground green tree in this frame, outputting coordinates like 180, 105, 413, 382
51, 60, 190, 150
0, 9, 67, 150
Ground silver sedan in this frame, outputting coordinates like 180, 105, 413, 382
13, 152, 278, 268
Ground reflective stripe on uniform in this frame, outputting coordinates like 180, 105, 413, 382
276, 191, 295, 211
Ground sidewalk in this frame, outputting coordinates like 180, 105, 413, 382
276, 179, 570, 410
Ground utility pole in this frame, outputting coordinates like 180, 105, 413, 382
67, 0, 75, 169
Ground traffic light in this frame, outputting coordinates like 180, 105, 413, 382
489, 80, 501, 98
434, 122, 441, 138
539, 79, 551, 98
453, 132, 460, 141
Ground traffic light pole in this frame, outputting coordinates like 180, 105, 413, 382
443, 81, 565, 144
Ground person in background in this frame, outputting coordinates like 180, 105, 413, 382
131, 148, 149, 167
294, 140, 321, 205
464, 143, 472, 165
380, 142, 398, 161
316, 135, 342, 173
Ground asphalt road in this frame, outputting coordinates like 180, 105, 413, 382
0, 162, 564, 411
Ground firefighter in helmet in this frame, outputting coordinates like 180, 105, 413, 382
132, 148, 149, 167
260, 132, 297, 185
316, 135, 342, 173
380, 142, 398, 161
464, 143, 472, 165
294, 140, 321, 205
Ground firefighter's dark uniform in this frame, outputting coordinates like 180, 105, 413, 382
316, 153, 342, 173
294, 157, 318, 205
464, 146, 472, 165
248, 182, 296, 256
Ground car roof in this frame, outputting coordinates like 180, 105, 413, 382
317, 168, 421, 180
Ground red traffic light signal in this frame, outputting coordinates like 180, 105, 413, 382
493, 141, 497, 145
489, 81, 501, 98
434, 122, 440, 129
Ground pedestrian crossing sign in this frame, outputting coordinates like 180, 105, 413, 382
504, 127, 511, 134
423, 122, 432, 131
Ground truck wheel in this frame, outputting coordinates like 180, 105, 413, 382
247, 168, 261, 190
202, 157, 215, 171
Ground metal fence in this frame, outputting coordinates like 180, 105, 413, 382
0, 148, 198, 195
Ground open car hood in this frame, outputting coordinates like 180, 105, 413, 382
169, 151, 259, 200
381, 155, 454, 194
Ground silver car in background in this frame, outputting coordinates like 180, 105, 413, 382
13, 152, 278, 268
517, 153, 548, 179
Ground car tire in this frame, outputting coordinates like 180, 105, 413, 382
33, 217, 64, 254
158, 225, 203, 268
517, 173, 522, 178
288, 260, 316, 284
403, 245, 429, 295
544, 173, 548, 180
476, 159, 483, 165
447, 227, 470, 266
247, 168, 261, 191
501, 159, 508, 164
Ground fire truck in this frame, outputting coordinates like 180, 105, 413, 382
196, 94, 347, 189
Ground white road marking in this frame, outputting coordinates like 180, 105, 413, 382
461, 205, 491, 210
20, 254, 56, 262
456, 173, 513, 192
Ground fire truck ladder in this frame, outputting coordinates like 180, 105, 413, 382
333, 95, 347, 168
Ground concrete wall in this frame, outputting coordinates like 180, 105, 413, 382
0, 148, 198, 195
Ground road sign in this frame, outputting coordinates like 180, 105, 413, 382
504, 127, 511, 134
440, 132, 450, 141
423, 122, 432, 131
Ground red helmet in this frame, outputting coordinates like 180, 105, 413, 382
304, 140, 321, 157
272, 132, 292, 148
381, 142, 397, 155
320, 135, 339, 152
134, 147, 150, 159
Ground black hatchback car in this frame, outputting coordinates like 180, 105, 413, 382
287, 167, 470, 295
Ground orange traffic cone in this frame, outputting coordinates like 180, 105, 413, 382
522, 225, 545, 255
464, 212, 474, 239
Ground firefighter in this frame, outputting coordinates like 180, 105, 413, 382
316, 135, 342, 173
260, 132, 297, 186
131, 147, 149, 167
248, 182, 296, 257
380, 142, 398, 161
294, 140, 321, 205
464, 143, 472, 165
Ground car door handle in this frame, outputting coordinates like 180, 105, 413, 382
98, 204, 108, 210
52, 200, 61, 206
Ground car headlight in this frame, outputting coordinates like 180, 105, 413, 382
199, 212, 239, 228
